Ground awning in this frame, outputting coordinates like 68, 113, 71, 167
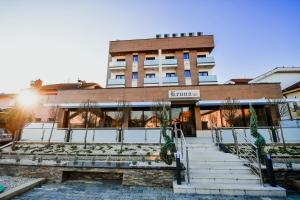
196, 98, 300, 106
44, 101, 171, 108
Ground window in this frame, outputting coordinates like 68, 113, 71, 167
165, 56, 175, 59
183, 52, 189, 60
104, 111, 120, 128
146, 57, 155, 60
199, 72, 208, 76
132, 72, 138, 80
133, 55, 138, 62
166, 73, 176, 77
185, 70, 191, 78
116, 75, 125, 79
129, 109, 161, 128
197, 55, 206, 58
145, 73, 155, 78
117, 58, 125, 61
129, 111, 144, 127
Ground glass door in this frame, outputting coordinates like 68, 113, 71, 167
171, 106, 196, 137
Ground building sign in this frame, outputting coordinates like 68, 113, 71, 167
168, 90, 200, 99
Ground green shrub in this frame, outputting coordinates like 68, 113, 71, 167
132, 160, 137, 165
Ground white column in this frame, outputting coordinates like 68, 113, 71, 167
158, 49, 163, 86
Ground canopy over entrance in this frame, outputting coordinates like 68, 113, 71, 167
196, 98, 299, 107
44, 101, 171, 108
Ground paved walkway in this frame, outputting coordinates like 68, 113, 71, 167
12, 181, 299, 200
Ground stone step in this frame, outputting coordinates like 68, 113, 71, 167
173, 182, 286, 196
190, 177, 261, 184
189, 168, 252, 175
189, 172, 258, 179
189, 157, 242, 162
184, 159, 248, 166
188, 164, 249, 170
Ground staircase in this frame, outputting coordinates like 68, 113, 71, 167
173, 132, 286, 197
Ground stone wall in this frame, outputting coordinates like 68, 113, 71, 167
0, 164, 175, 188
262, 169, 300, 188
123, 169, 174, 187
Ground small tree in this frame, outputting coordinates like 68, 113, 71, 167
220, 98, 241, 152
220, 98, 241, 127
79, 100, 97, 149
250, 105, 266, 162
152, 99, 170, 145
47, 106, 58, 146
159, 104, 175, 165
116, 100, 131, 151
267, 98, 290, 123
4, 106, 32, 149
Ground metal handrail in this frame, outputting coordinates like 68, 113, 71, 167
212, 128, 263, 185
174, 127, 190, 185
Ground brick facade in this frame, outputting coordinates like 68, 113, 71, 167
49, 83, 282, 103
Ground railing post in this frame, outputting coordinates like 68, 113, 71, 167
186, 146, 190, 185
144, 129, 147, 143
279, 125, 286, 148
256, 148, 263, 185
211, 128, 214, 143
180, 131, 183, 159
233, 129, 239, 158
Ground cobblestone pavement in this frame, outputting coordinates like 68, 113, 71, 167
13, 181, 299, 200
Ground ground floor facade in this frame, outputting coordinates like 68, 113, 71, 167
33, 83, 283, 137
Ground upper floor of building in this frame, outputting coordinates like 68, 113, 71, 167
106, 32, 218, 88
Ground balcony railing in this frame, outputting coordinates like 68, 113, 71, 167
144, 77, 159, 84
197, 57, 215, 66
109, 61, 126, 68
162, 77, 178, 84
162, 59, 177, 66
107, 79, 125, 86
198, 75, 217, 83
144, 59, 159, 66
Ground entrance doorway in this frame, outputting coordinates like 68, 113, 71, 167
171, 106, 196, 137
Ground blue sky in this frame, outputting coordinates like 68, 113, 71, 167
0, 0, 299, 93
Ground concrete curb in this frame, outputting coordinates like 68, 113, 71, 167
0, 178, 46, 200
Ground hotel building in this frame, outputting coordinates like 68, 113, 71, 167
38, 33, 286, 137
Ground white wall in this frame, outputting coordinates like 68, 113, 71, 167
252, 72, 300, 89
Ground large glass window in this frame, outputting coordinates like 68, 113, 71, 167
129, 111, 144, 127
129, 109, 161, 128
104, 111, 120, 128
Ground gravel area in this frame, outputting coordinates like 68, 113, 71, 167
0, 176, 36, 192
1, 143, 161, 156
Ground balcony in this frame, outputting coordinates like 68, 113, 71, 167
144, 77, 159, 84
162, 77, 178, 84
109, 61, 126, 69
107, 79, 125, 86
162, 59, 177, 66
197, 57, 215, 66
198, 75, 217, 83
144, 59, 159, 67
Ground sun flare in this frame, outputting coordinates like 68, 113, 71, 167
16, 90, 39, 107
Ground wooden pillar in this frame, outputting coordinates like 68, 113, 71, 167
194, 106, 202, 131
